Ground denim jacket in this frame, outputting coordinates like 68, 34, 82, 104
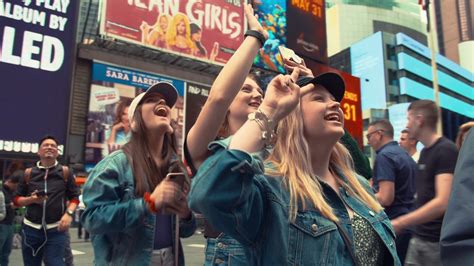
189, 140, 400, 266
82, 151, 196, 266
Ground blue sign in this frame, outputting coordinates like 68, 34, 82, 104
92, 62, 185, 96
350, 32, 387, 111
0, 0, 79, 154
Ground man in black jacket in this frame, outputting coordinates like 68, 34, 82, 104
14, 136, 80, 265
0, 170, 21, 265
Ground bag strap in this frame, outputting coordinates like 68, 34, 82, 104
335, 222, 361, 266
62, 166, 70, 182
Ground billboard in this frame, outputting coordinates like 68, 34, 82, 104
100, 0, 245, 65
0, 0, 79, 155
184, 82, 210, 136
253, 0, 328, 73
85, 62, 185, 171
350, 31, 387, 111
287, 0, 327, 63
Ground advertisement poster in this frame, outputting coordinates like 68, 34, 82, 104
85, 62, 185, 171
184, 82, 210, 136
287, 0, 327, 63
252, 0, 287, 73
0, 0, 79, 155
100, 0, 245, 65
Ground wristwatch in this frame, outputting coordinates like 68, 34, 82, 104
66, 209, 74, 217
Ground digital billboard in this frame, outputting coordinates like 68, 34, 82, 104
85, 62, 185, 171
100, 0, 245, 65
0, 0, 79, 155
350, 31, 387, 111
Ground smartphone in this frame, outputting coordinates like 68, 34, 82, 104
166, 173, 186, 189
278, 46, 303, 64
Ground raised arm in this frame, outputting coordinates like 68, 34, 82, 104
186, 4, 268, 169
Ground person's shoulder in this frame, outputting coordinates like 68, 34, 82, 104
438, 137, 457, 150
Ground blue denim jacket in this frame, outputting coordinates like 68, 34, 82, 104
82, 151, 196, 266
189, 140, 400, 265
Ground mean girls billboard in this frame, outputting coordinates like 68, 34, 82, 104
100, 0, 245, 65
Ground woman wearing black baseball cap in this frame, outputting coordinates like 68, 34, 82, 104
190, 65, 401, 265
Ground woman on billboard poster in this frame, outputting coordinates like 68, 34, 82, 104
166, 12, 196, 55
140, 14, 171, 48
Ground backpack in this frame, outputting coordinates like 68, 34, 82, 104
23, 166, 70, 184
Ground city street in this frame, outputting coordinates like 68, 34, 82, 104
9, 228, 206, 265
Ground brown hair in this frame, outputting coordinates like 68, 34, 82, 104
122, 104, 184, 196
408, 100, 439, 131
217, 71, 264, 138
113, 98, 133, 126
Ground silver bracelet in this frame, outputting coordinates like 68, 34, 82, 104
248, 108, 276, 147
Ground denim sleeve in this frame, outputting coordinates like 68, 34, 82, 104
0, 191, 5, 221
81, 156, 148, 234
189, 148, 266, 246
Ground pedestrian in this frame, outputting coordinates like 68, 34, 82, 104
440, 125, 474, 265
391, 100, 458, 265
183, 4, 275, 265
0, 170, 21, 265
399, 129, 420, 162
367, 119, 417, 263
81, 82, 196, 265
189, 69, 400, 265
14, 136, 80, 266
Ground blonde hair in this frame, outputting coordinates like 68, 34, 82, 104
266, 104, 383, 222
166, 13, 195, 49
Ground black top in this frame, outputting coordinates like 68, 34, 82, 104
17, 163, 80, 225
373, 141, 417, 219
414, 137, 458, 242
1, 184, 16, 225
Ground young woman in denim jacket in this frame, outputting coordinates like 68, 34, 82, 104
189, 70, 401, 265
82, 82, 196, 265
184, 4, 276, 265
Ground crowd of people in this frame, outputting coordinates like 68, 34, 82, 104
0, 3, 473, 266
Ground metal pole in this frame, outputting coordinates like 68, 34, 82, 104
427, 1, 443, 134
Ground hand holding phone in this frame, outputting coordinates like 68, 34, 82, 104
278, 46, 303, 65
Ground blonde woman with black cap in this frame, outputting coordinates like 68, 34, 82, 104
82, 82, 196, 265
189, 72, 400, 265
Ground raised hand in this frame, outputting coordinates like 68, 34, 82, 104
283, 58, 313, 78
259, 68, 301, 122
244, 4, 269, 40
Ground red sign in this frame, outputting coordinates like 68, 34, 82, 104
305, 61, 363, 147
100, 0, 245, 65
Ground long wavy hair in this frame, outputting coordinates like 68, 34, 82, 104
122, 102, 185, 196
166, 13, 195, 50
266, 104, 383, 222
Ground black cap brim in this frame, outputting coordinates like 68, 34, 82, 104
296, 73, 345, 102
145, 82, 178, 108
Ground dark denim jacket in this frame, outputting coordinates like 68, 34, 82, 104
82, 151, 196, 266
189, 140, 400, 265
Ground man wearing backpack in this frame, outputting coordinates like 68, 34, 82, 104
14, 136, 80, 265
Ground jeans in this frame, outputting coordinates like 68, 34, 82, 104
396, 229, 412, 265
0, 224, 13, 266
405, 236, 442, 266
21, 225, 66, 266
204, 234, 247, 266
150, 247, 174, 266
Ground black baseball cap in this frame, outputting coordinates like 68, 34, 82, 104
296, 72, 346, 102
